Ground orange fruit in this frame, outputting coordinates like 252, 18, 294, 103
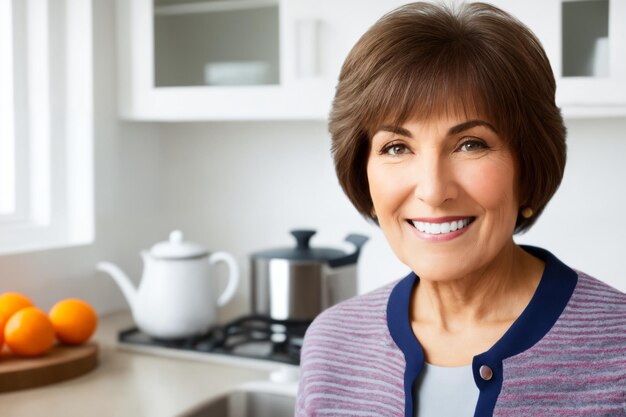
0, 310, 9, 348
49, 299, 97, 345
4, 307, 55, 356
0, 292, 34, 319
0, 293, 34, 351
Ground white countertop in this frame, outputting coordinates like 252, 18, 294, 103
0, 311, 296, 417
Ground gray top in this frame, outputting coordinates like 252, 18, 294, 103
413, 363, 479, 417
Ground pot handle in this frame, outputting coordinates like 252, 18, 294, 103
328, 234, 369, 268
208, 251, 240, 307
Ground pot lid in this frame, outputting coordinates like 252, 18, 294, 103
150, 230, 208, 259
252, 230, 346, 262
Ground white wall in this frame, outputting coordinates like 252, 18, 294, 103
0, 0, 163, 314
158, 116, 626, 322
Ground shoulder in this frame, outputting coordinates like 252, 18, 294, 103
569, 270, 626, 315
553, 270, 626, 350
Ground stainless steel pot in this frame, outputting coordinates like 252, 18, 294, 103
250, 230, 368, 321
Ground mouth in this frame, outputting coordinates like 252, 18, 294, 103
407, 217, 476, 235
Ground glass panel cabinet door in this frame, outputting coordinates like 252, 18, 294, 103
495, 0, 626, 117
117, 0, 329, 120
153, 0, 280, 87
557, 0, 626, 114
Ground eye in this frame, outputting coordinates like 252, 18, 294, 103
380, 142, 410, 156
457, 138, 489, 152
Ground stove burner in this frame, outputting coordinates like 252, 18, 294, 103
118, 315, 311, 365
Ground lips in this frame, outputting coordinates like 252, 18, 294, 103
408, 217, 476, 235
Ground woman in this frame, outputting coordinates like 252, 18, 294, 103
296, 2, 626, 417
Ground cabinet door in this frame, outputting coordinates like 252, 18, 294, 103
494, 0, 626, 116
558, 0, 626, 113
117, 0, 332, 120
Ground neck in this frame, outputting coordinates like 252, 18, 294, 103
411, 242, 544, 333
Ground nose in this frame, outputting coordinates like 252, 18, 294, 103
414, 154, 456, 207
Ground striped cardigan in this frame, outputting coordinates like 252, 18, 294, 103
295, 246, 626, 416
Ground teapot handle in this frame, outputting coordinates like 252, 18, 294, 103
208, 251, 240, 307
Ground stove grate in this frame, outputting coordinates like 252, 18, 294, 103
118, 315, 311, 365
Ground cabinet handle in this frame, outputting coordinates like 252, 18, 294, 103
295, 18, 320, 78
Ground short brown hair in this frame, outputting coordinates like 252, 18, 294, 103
329, 2, 566, 233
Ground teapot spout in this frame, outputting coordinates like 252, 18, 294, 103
96, 261, 138, 312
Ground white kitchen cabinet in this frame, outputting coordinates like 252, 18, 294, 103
117, 0, 404, 121
117, 0, 315, 120
493, 0, 626, 117
119, 1, 624, 121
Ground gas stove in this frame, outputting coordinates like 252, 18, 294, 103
117, 315, 310, 369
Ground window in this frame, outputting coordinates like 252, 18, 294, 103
0, 0, 15, 217
0, 0, 93, 255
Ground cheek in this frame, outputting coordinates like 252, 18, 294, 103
461, 157, 519, 214
367, 162, 411, 219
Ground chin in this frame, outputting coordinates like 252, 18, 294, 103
401, 255, 466, 282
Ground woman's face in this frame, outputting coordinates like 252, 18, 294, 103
367, 113, 520, 282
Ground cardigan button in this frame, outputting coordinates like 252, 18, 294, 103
479, 365, 493, 381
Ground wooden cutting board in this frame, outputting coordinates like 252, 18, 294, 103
0, 342, 98, 393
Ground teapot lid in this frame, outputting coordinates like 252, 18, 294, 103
150, 230, 208, 259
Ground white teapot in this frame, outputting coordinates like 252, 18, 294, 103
97, 230, 239, 339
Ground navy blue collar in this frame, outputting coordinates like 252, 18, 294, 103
386, 245, 578, 417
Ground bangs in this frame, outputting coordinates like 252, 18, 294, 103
362, 46, 516, 140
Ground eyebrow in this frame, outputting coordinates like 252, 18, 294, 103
448, 120, 498, 135
378, 119, 498, 138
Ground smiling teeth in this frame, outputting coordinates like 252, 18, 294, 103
411, 218, 471, 235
